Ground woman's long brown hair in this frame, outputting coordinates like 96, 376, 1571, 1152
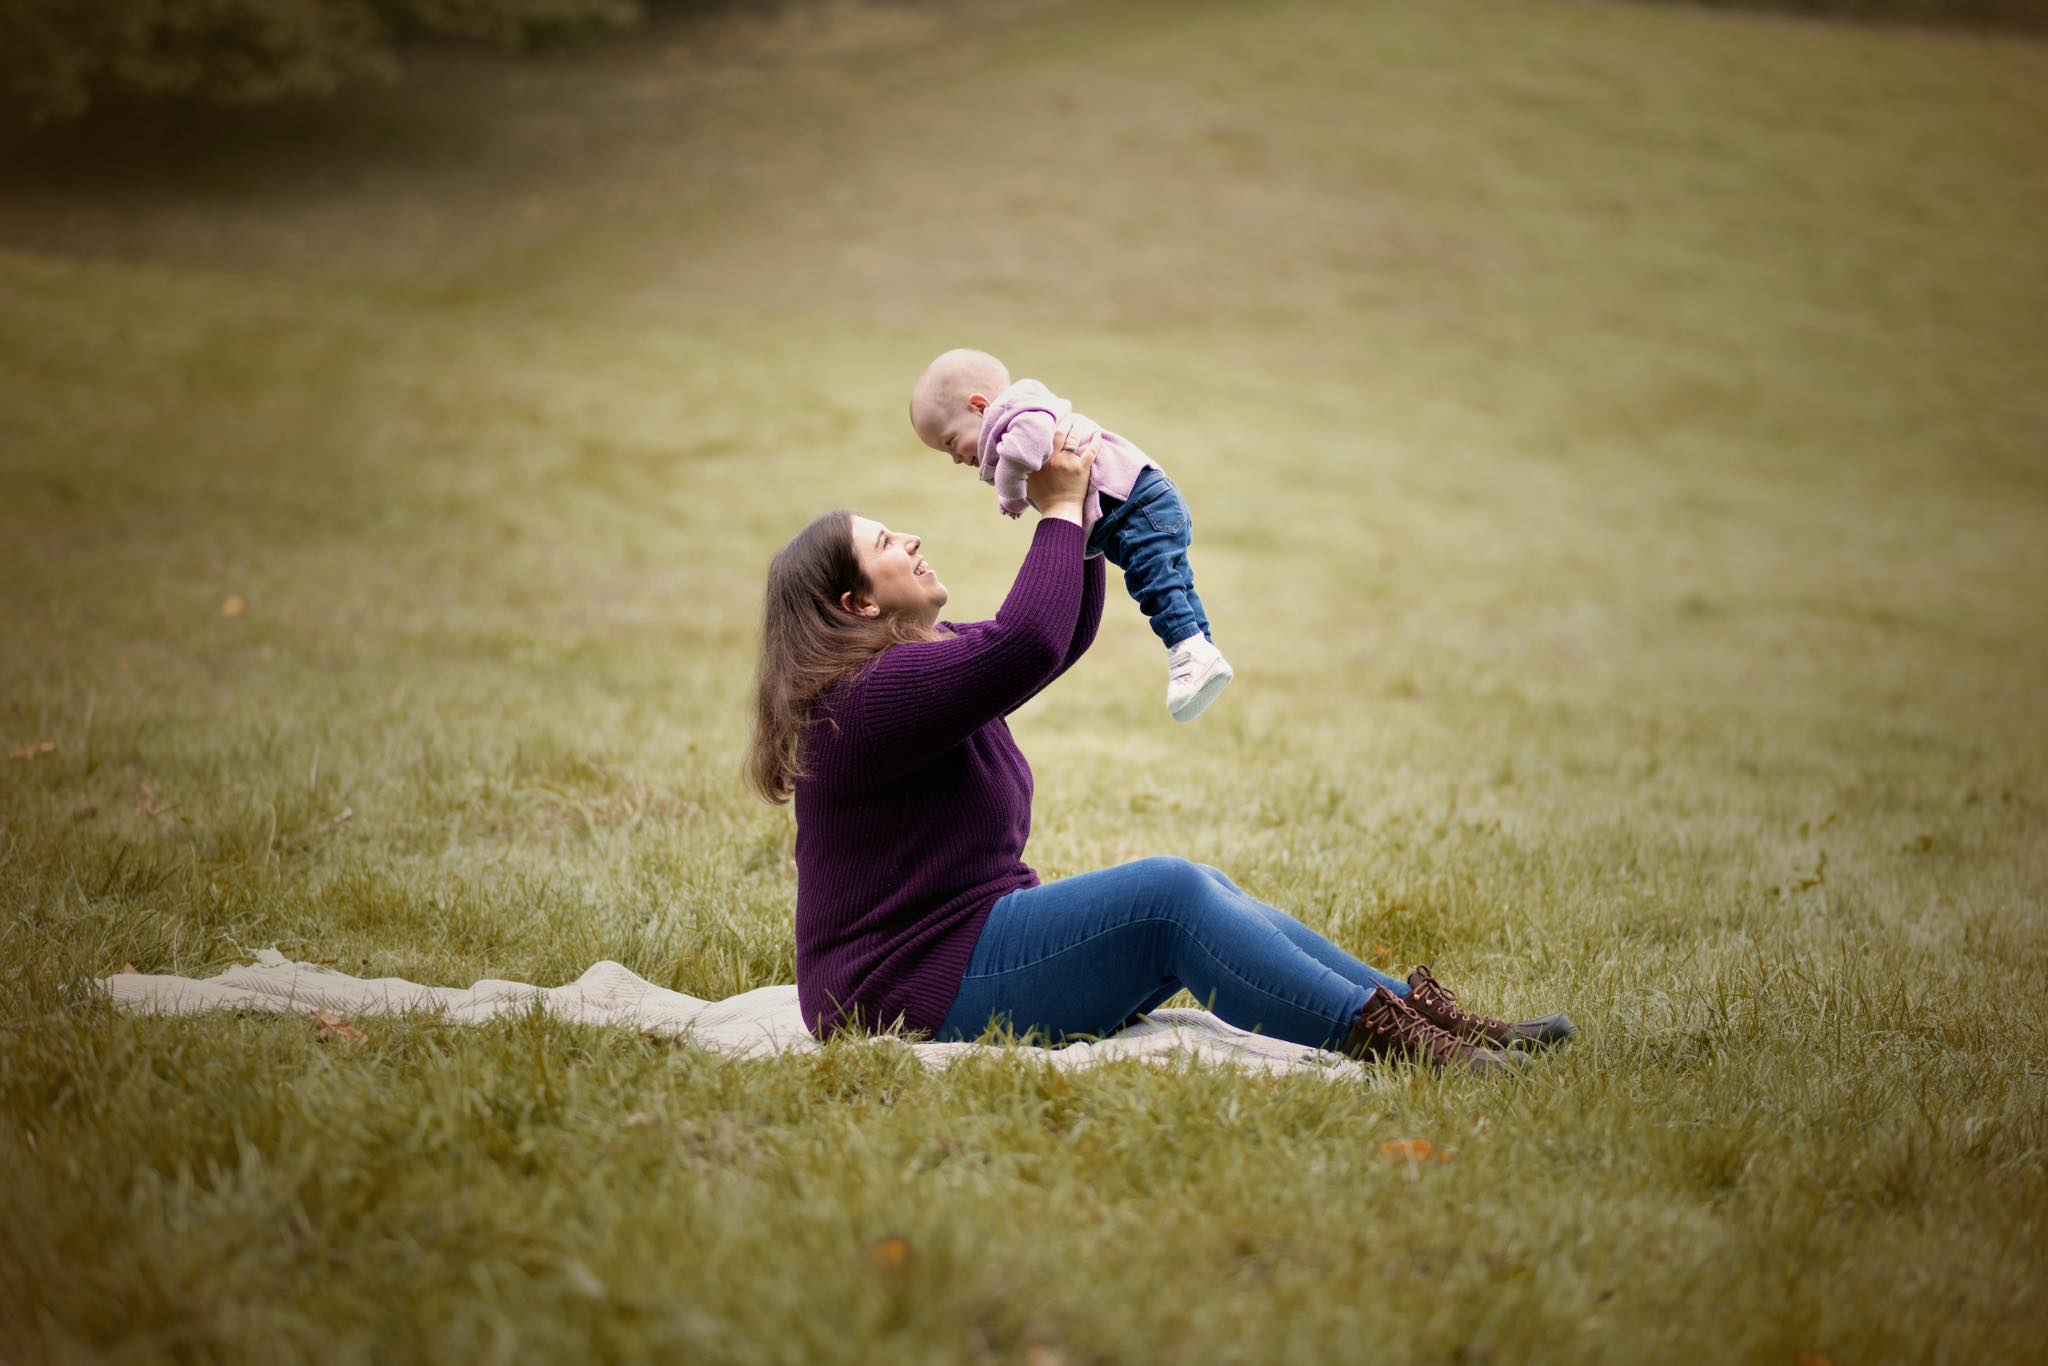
748, 510, 942, 803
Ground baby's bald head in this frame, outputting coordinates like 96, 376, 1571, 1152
910, 348, 1011, 465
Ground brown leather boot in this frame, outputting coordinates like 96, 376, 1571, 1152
1405, 965, 1576, 1050
1339, 986, 1519, 1075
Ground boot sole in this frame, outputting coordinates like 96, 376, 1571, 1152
1501, 1014, 1576, 1050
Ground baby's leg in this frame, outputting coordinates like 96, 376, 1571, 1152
1102, 474, 1209, 649
1182, 580, 1213, 643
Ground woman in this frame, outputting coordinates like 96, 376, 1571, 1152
749, 434, 1572, 1073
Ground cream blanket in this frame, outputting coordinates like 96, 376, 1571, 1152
101, 951, 1365, 1081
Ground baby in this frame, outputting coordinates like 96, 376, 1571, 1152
910, 348, 1233, 722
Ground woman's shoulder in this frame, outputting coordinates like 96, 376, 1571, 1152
866, 622, 977, 666
814, 625, 977, 723
813, 631, 950, 714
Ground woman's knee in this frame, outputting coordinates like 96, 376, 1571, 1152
1131, 856, 1221, 906
1133, 859, 1267, 947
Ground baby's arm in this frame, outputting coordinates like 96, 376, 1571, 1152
991, 410, 1059, 518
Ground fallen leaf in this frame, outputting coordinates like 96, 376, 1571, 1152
324, 807, 354, 829
1378, 1138, 1457, 1165
308, 1010, 367, 1048
221, 595, 249, 619
117, 963, 139, 975
8, 740, 56, 761
1797, 1354, 1834, 1366
73, 805, 99, 822
1025, 1348, 1066, 1366
1368, 942, 1395, 969
559, 1259, 606, 1300
622, 1112, 659, 1129
866, 1235, 913, 1274
136, 783, 168, 817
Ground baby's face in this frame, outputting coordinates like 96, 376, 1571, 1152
923, 407, 985, 468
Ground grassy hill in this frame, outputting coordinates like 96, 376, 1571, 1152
3, 1, 2045, 1360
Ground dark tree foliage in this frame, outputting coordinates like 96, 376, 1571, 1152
1637, 0, 2046, 31
0, 0, 641, 124
3, 0, 2038, 126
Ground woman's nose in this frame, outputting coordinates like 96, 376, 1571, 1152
906, 535, 921, 555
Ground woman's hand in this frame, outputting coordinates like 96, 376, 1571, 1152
1027, 420, 1096, 527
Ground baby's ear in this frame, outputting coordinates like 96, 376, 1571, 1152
968, 393, 990, 414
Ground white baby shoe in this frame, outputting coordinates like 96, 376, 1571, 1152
1166, 634, 1233, 723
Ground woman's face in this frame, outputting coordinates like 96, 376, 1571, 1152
847, 515, 948, 626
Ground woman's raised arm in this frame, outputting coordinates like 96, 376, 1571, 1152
1009, 550, 1103, 714
845, 436, 1098, 777
849, 518, 1087, 775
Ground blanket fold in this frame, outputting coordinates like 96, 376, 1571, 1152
100, 952, 1363, 1079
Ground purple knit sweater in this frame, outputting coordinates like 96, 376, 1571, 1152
793, 518, 1105, 1039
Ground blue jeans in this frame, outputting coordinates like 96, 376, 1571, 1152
935, 857, 1412, 1050
1087, 468, 1211, 650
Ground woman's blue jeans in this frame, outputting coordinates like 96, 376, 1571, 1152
935, 857, 1412, 1050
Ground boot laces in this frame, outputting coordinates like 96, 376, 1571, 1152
1363, 991, 1462, 1058
1410, 966, 1509, 1036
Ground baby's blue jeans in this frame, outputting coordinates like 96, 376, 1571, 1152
1088, 468, 1211, 649
935, 857, 1412, 1050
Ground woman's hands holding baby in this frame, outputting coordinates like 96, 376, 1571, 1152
1026, 420, 1096, 528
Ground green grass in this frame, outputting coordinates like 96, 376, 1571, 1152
3, 0, 2046, 1360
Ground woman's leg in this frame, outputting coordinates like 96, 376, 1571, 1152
1192, 864, 1411, 999
935, 857, 1373, 1051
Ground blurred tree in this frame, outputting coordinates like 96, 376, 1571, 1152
4, 0, 2039, 127
1636, 0, 2046, 28
0, 0, 641, 125
395, 0, 641, 46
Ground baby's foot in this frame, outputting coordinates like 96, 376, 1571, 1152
1166, 634, 1233, 723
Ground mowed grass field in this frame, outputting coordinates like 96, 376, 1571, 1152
3, 0, 2046, 1360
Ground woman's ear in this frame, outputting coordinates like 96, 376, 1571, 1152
839, 590, 879, 618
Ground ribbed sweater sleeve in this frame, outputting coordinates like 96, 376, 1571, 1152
848, 518, 1086, 780
1010, 548, 1104, 713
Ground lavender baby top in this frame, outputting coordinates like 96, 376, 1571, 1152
792, 518, 1106, 1039
976, 379, 1157, 547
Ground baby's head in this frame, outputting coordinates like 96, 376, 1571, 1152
910, 348, 1010, 466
